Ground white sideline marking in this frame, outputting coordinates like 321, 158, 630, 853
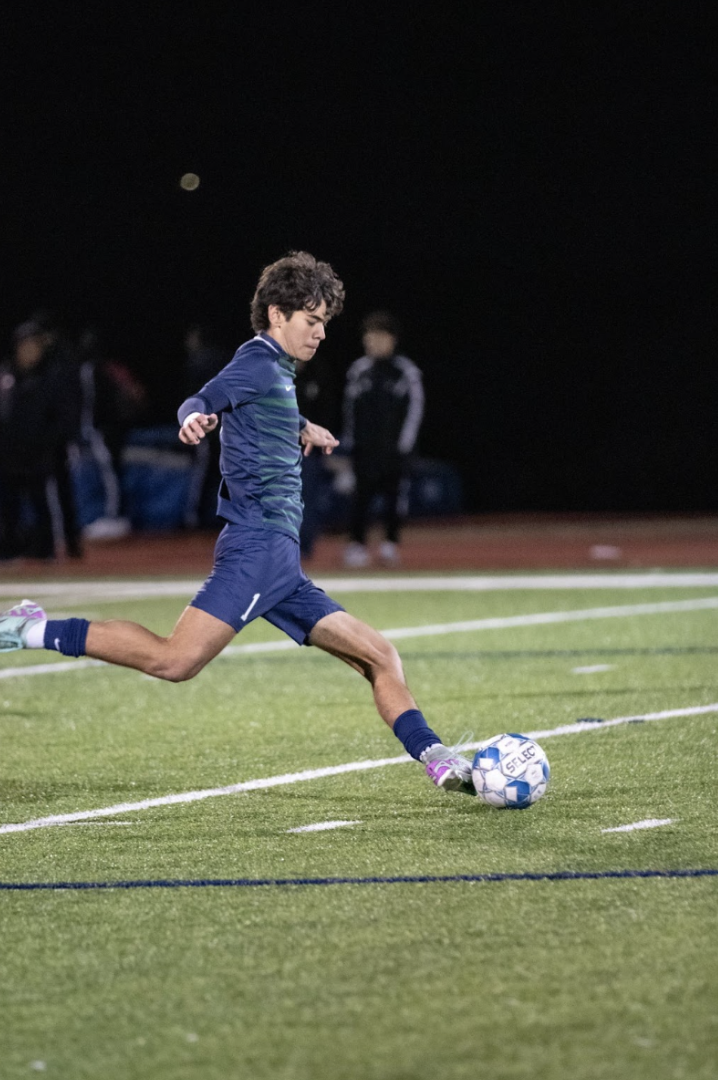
318, 573, 718, 592
572, 664, 614, 674
2, 702, 717, 835
286, 820, 362, 833
373, 596, 718, 640
0, 659, 106, 680
5, 572, 718, 605
0, 756, 409, 834
602, 818, 675, 833
520, 702, 718, 741
2, 594, 718, 681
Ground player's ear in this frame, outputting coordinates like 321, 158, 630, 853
267, 304, 284, 328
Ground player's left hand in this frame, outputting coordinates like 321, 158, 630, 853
179, 412, 219, 446
301, 421, 340, 456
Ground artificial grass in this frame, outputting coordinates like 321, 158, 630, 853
1, 582, 717, 1078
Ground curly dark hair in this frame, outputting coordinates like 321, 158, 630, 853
250, 251, 345, 332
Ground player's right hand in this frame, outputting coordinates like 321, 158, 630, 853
179, 413, 219, 445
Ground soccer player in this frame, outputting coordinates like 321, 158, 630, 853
0, 252, 472, 794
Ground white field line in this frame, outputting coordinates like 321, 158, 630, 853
2, 702, 717, 835
2, 594, 718, 682
4, 572, 718, 605
286, 820, 362, 834
371, 596, 718, 641
572, 664, 614, 674
0, 756, 409, 835
0, 659, 106, 680
602, 818, 675, 833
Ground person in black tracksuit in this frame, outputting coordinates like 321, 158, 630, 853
296, 352, 340, 559
181, 325, 229, 529
77, 325, 147, 539
0, 320, 79, 560
342, 311, 424, 567
44, 322, 84, 557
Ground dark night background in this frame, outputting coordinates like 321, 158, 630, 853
2, 4, 716, 513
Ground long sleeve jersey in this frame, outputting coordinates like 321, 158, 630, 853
177, 333, 307, 540
342, 353, 424, 459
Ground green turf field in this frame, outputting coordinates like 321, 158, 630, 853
1, 575, 717, 1079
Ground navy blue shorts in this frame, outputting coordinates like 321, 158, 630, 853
190, 524, 344, 644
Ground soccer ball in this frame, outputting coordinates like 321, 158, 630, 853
471, 733, 550, 809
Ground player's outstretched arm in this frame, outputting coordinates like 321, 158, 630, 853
179, 412, 219, 445
300, 420, 340, 456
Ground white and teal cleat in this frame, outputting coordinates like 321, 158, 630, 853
0, 600, 46, 652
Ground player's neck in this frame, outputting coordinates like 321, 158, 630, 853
265, 328, 287, 352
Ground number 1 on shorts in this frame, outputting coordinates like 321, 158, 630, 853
240, 592, 261, 622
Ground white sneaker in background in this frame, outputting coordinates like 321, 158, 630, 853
343, 542, 370, 569
378, 540, 400, 566
82, 516, 132, 541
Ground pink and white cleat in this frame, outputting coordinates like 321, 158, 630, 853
424, 743, 475, 795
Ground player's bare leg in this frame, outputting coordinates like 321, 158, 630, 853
309, 609, 474, 793
308, 610, 415, 726
85, 605, 235, 682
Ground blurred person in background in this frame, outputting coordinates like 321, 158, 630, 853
31, 311, 84, 557
77, 326, 147, 540
0, 319, 79, 560
342, 311, 424, 568
296, 352, 340, 559
182, 324, 229, 528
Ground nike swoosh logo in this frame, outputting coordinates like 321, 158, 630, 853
54, 638, 61, 651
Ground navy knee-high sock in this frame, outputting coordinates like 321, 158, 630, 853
393, 709, 442, 761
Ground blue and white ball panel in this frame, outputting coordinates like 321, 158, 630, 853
474, 745, 502, 771
504, 779, 533, 808
471, 733, 550, 809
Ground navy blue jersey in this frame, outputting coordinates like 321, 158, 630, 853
178, 333, 306, 540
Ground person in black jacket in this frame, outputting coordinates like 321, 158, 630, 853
181, 325, 229, 529
0, 320, 79, 560
342, 311, 424, 568
296, 352, 341, 559
77, 325, 147, 540
39, 314, 84, 557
